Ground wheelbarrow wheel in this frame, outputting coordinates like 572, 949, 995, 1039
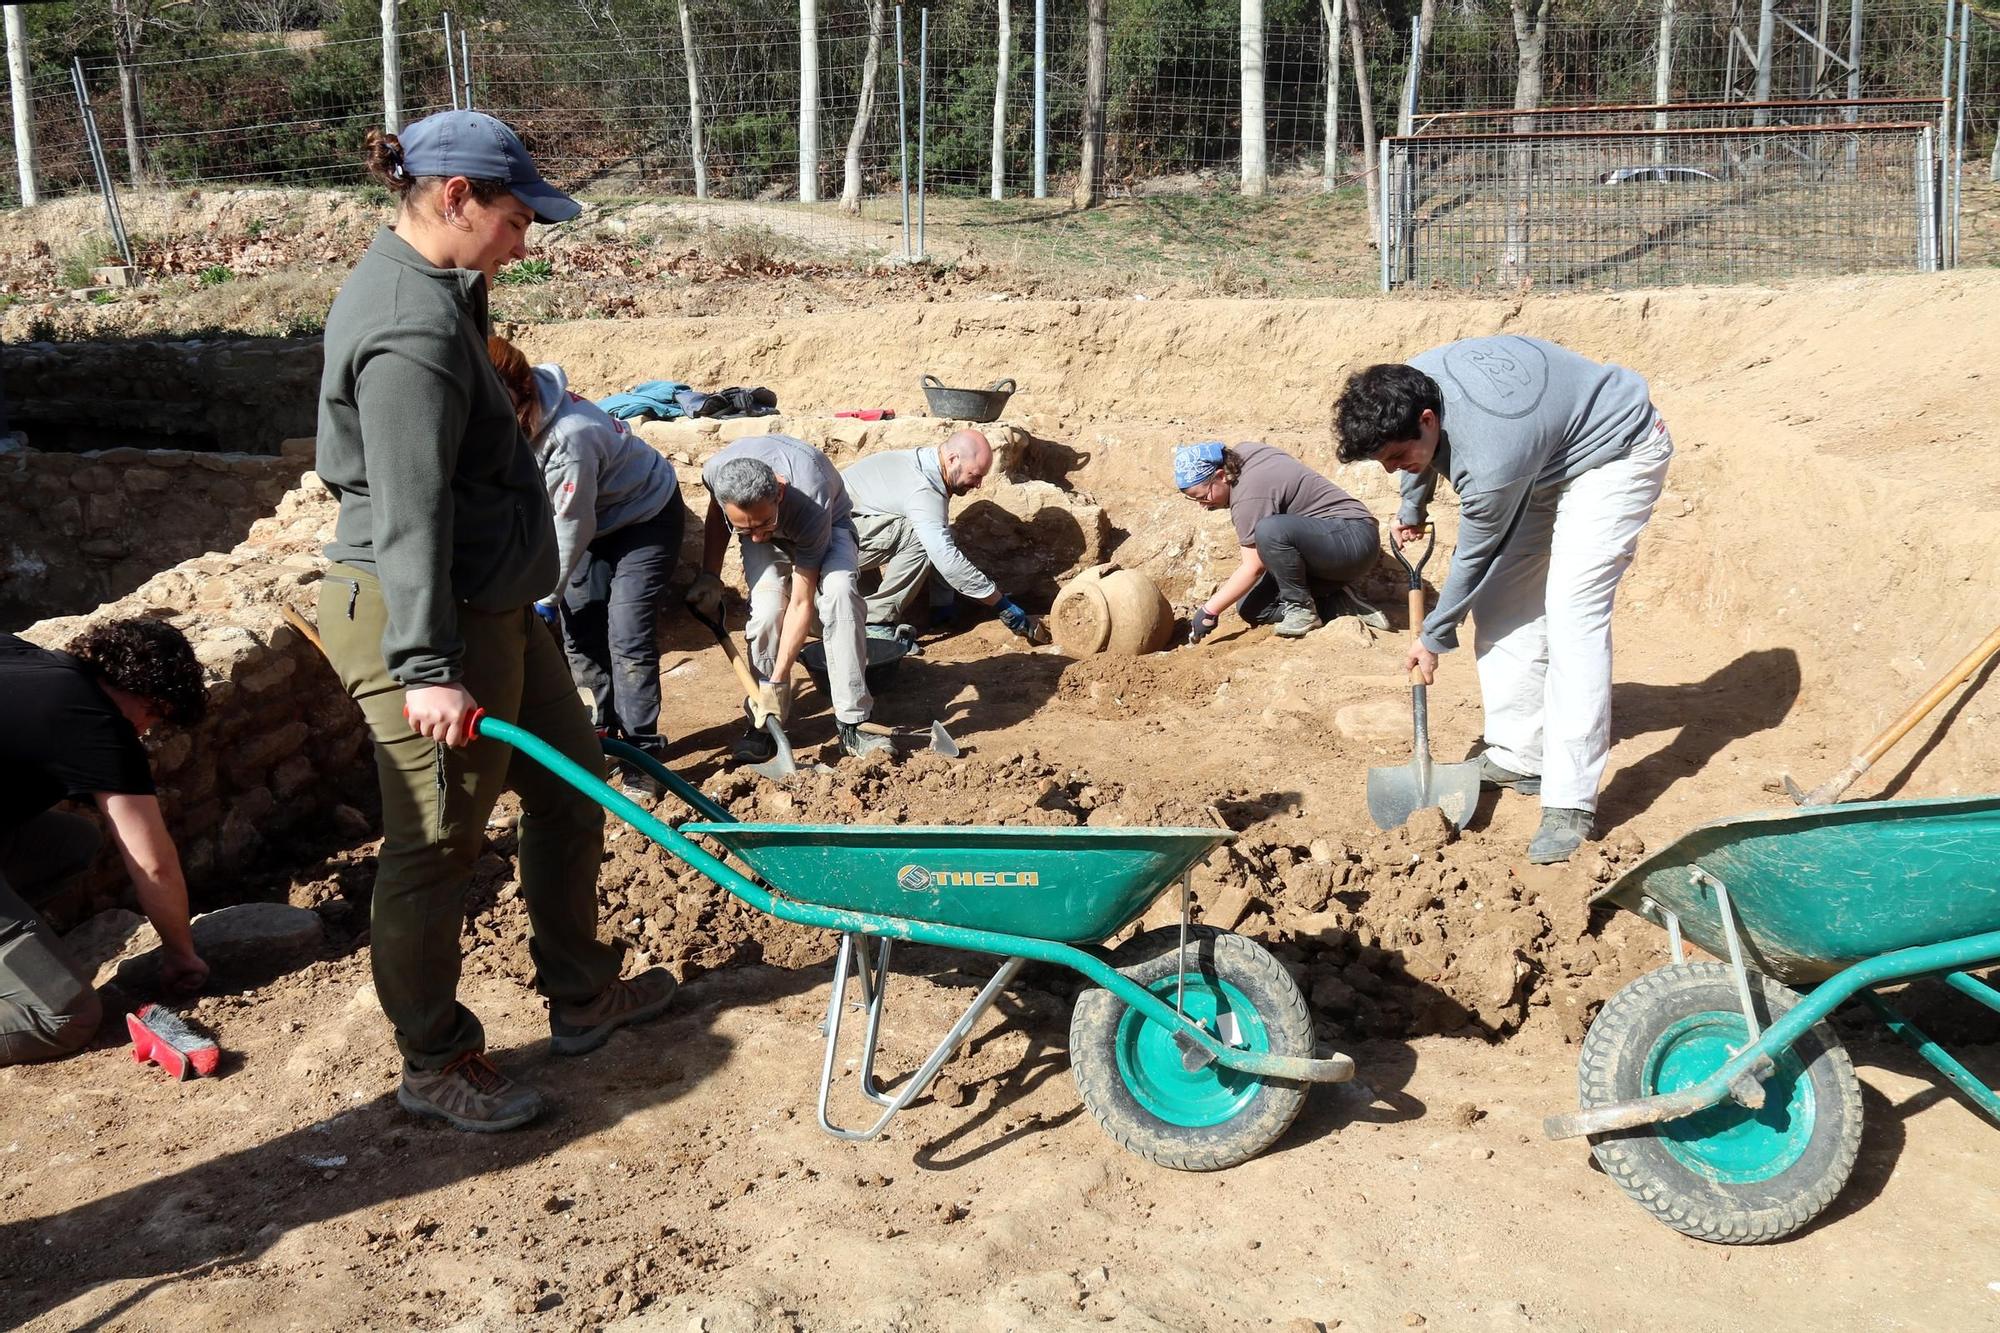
1070, 926, 1312, 1171
1579, 962, 1863, 1244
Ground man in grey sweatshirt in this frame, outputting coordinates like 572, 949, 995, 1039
688, 434, 889, 760
1334, 335, 1673, 864
841, 430, 1047, 642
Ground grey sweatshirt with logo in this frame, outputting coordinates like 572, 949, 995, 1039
1397, 335, 1656, 654
317, 227, 558, 685
529, 364, 680, 605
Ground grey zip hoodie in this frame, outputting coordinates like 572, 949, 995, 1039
529, 364, 680, 605
317, 227, 558, 685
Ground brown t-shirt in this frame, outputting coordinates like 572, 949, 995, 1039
1227, 443, 1375, 547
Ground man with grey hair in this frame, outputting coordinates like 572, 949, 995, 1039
688, 435, 889, 760
841, 429, 1048, 642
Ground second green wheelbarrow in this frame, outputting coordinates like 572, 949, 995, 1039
1546, 794, 2000, 1243
477, 715, 1354, 1170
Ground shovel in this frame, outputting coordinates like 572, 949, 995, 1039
687, 604, 829, 780
1367, 529, 1481, 831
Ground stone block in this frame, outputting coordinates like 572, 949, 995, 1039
60, 909, 147, 980
71, 465, 116, 495
79, 537, 128, 559
279, 437, 316, 459
84, 492, 124, 532
271, 754, 315, 800
123, 466, 173, 493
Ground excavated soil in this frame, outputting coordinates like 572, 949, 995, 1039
6, 266, 2000, 1331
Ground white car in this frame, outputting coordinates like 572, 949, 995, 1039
1598, 165, 1721, 185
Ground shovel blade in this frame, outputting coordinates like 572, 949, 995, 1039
929, 720, 961, 758
1366, 759, 1482, 831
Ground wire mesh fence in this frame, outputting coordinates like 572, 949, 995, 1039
1383, 115, 1941, 292
0, 1, 1995, 283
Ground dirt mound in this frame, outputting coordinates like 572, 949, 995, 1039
321, 745, 1656, 1046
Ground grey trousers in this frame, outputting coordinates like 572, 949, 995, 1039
743, 522, 873, 723
853, 511, 933, 627
0, 811, 107, 1066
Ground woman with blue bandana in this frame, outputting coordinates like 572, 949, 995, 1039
1174, 441, 1386, 644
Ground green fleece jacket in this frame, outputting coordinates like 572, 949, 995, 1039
316, 227, 558, 685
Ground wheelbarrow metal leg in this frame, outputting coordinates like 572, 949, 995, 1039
1862, 988, 2000, 1125
857, 938, 898, 1107
816, 945, 1026, 1143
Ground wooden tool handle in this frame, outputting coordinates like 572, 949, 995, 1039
1408, 586, 1427, 685
280, 603, 325, 655
1858, 622, 2000, 767
709, 619, 765, 698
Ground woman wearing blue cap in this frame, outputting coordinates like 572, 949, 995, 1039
312, 111, 676, 1133
1175, 441, 1387, 643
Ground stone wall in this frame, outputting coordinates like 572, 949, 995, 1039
2, 336, 322, 454
20, 474, 372, 928
0, 437, 310, 629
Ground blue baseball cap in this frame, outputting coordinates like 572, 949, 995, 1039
399, 110, 580, 225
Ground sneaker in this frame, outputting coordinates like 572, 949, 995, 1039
549, 966, 680, 1057
1273, 602, 1323, 638
836, 721, 894, 759
397, 1052, 545, 1133
1527, 807, 1594, 865
1478, 751, 1543, 795
1321, 586, 1391, 631
732, 707, 778, 765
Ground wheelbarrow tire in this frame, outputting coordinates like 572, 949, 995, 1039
1579, 961, 1863, 1245
1070, 926, 1312, 1172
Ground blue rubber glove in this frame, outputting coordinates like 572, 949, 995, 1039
995, 596, 1033, 637
534, 601, 560, 627
1187, 607, 1219, 645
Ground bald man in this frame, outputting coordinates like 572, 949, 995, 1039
841, 430, 1048, 642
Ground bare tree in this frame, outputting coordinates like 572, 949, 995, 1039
1503, 0, 1554, 282
799, 0, 820, 202
679, 0, 707, 199
1653, 0, 1676, 162
839, 0, 887, 212
1347, 0, 1380, 244
991, 0, 1009, 199
1074, 0, 1107, 208
1320, 0, 1343, 191
1240, 0, 1266, 196
111, 0, 149, 181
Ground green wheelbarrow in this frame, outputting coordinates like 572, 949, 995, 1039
476, 716, 1355, 1170
1545, 794, 2000, 1243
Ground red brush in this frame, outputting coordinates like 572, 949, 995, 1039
128, 1004, 221, 1080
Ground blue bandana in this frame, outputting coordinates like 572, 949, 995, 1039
1173, 441, 1227, 491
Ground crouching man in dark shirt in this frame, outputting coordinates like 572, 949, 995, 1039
0, 618, 210, 1065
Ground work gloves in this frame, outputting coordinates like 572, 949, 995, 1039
749, 679, 795, 729
685, 571, 727, 620
533, 601, 560, 627
995, 596, 1051, 646
1187, 607, 1219, 645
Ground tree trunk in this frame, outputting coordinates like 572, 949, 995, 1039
991, 0, 1009, 199
1074, 0, 1107, 208
1653, 0, 1675, 162
1347, 0, 1378, 244
1752, 0, 1776, 122
1503, 0, 1551, 283
840, 0, 886, 212
7, 4, 38, 206
380, 0, 400, 133
112, 0, 144, 183
1240, 0, 1266, 196
1419, 0, 1436, 54
679, 0, 707, 198
799, 0, 820, 202
1320, 0, 1343, 191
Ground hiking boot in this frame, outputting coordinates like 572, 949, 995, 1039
1479, 751, 1543, 795
1527, 807, 1594, 865
1273, 602, 1323, 638
836, 721, 895, 759
616, 734, 670, 799
397, 1052, 545, 1133
733, 706, 778, 766
549, 966, 680, 1057
1320, 585, 1391, 631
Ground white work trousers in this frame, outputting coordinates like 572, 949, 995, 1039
743, 525, 873, 724
1472, 419, 1674, 813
